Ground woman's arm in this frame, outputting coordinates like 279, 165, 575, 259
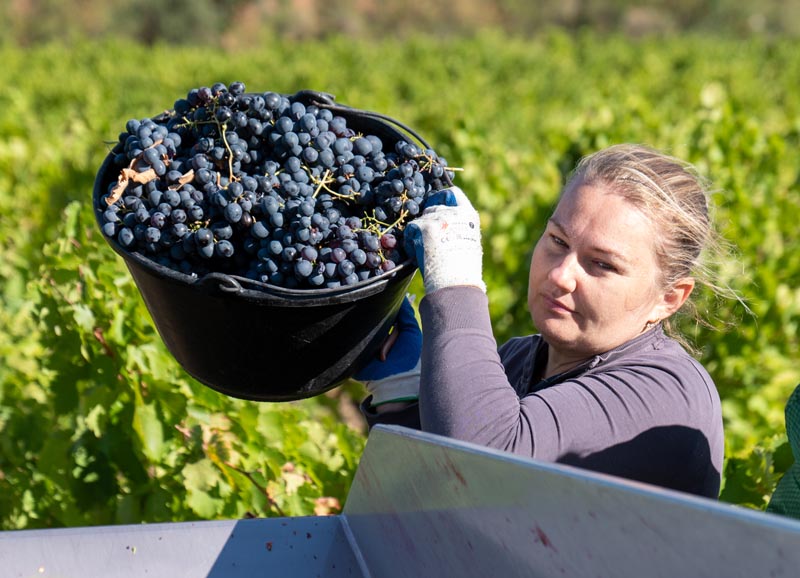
418, 286, 723, 496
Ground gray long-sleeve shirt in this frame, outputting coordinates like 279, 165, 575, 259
363, 286, 724, 498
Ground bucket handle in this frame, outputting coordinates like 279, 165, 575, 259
199, 272, 243, 294
295, 90, 454, 188
294, 90, 430, 146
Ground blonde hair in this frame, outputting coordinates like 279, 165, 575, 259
565, 143, 739, 347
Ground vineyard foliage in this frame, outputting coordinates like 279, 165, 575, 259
1, 32, 799, 528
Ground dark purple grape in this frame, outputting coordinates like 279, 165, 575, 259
170, 209, 187, 224
195, 228, 213, 246
252, 221, 269, 239
337, 260, 355, 277
143, 147, 161, 166
294, 259, 313, 278
118, 227, 135, 247
188, 205, 204, 221
145, 227, 161, 244
300, 245, 318, 262
330, 247, 346, 264
215, 240, 234, 258
197, 242, 215, 259
281, 246, 298, 262
342, 273, 360, 285
324, 262, 337, 278
164, 189, 181, 207
224, 202, 243, 223
351, 248, 367, 265
380, 233, 397, 249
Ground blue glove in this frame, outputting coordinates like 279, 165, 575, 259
353, 296, 422, 406
404, 186, 485, 294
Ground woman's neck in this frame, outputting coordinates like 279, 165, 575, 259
543, 348, 592, 379
543, 327, 656, 379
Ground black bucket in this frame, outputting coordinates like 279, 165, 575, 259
93, 90, 448, 402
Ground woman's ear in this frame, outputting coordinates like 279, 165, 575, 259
657, 277, 695, 319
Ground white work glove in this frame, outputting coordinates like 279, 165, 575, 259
403, 186, 485, 294
352, 297, 422, 407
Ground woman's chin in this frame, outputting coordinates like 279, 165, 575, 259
533, 317, 577, 346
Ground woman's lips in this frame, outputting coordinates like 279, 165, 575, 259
542, 294, 574, 314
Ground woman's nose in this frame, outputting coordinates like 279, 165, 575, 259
548, 253, 579, 292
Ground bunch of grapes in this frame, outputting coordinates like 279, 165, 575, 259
98, 82, 454, 289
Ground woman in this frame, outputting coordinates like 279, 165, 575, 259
356, 143, 726, 499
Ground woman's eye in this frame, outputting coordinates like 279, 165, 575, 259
594, 260, 616, 272
550, 234, 568, 247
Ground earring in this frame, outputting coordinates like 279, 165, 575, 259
644, 320, 657, 331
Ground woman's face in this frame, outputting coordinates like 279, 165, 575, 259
528, 179, 682, 361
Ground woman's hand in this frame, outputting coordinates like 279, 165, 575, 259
404, 186, 485, 294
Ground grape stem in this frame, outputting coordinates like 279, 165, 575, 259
311, 168, 336, 197
362, 206, 408, 236
214, 115, 239, 185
